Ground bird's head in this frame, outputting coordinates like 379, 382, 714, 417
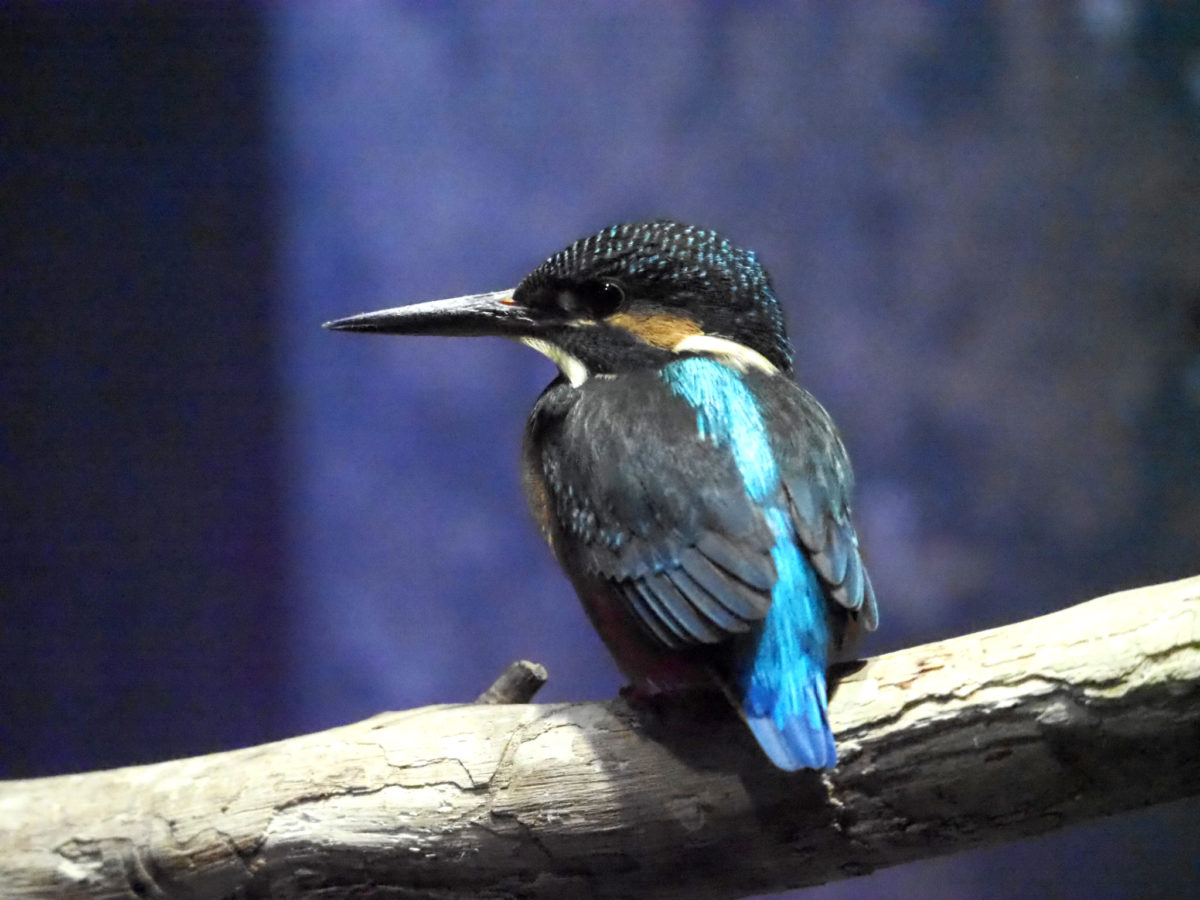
325, 221, 794, 384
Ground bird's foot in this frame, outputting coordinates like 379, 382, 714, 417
619, 682, 727, 721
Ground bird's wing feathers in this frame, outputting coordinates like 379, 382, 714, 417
531, 373, 775, 650
764, 382, 880, 633
530, 369, 876, 650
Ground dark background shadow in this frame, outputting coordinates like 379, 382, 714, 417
3, 3, 1198, 898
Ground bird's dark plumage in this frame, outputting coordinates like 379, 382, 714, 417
326, 220, 878, 770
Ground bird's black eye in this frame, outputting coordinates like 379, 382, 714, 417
573, 279, 625, 318
554, 279, 626, 319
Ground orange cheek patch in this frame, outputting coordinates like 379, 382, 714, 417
608, 311, 702, 349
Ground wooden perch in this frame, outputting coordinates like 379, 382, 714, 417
1, 576, 1198, 899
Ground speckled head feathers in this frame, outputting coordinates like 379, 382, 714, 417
516, 221, 794, 373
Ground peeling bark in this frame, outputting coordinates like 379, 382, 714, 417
1, 576, 1197, 899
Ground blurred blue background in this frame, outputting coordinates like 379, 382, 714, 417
3, 2, 1199, 897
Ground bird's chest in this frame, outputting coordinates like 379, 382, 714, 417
520, 380, 607, 556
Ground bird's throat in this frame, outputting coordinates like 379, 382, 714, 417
520, 336, 589, 387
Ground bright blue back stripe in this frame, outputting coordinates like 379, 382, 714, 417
662, 357, 833, 769
661, 357, 777, 500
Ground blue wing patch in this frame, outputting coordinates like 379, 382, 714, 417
662, 357, 835, 770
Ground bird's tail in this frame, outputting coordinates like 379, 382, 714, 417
740, 652, 836, 770
724, 508, 840, 768
735, 516, 837, 770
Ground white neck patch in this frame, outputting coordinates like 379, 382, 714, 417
672, 334, 778, 375
520, 337, 589, 387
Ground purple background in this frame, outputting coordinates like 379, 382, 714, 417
4, 2, 1199, 897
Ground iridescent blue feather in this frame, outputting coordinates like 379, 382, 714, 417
662, 357, 835, 770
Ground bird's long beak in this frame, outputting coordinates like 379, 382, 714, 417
323, 289, 533, 338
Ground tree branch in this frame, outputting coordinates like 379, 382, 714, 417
2, 576, 1198, 899
475, 659, 549, 705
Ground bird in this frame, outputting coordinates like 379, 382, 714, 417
325, 220, 878, 770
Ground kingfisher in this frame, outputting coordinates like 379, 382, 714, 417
325, 221, 878, 770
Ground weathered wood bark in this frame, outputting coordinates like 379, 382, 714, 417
2, 576, 1198, 899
